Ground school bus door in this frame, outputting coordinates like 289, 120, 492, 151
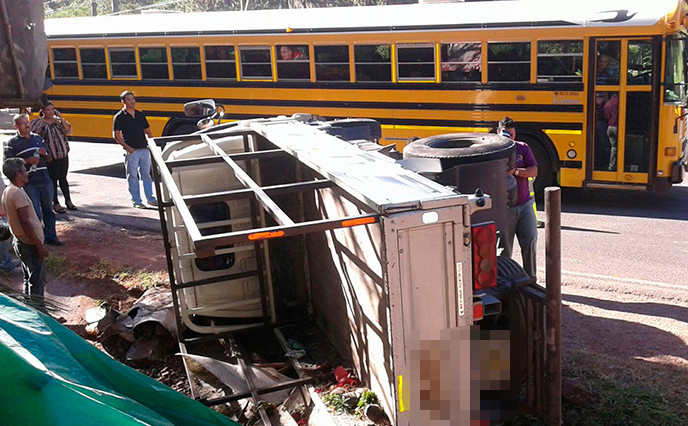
588, 38, 658, 186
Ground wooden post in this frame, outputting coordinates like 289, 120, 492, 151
545, 187, 562, 425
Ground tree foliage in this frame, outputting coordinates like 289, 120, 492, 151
45, 0, 415, 18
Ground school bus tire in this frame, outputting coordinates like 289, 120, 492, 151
518, 134, 557, 197
402, 133, 515, 169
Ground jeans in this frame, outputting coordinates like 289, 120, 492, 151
501, 198, 538, 278
0, 218, 17, 270
13, 238, 46, 300
607, 126, 618, 171
125, 149, 155, 205
23, 182, 57, 243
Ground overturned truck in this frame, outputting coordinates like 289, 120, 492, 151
149, 111, 557, 425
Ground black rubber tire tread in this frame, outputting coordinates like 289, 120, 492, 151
496, 255, 531, 289
403, 133, 515, 169
171, 124, 199, 136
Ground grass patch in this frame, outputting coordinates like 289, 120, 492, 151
560, 350, 688, 426
504, 350, 688, 426
45, 254, 69, 277
85, 260, 166, 291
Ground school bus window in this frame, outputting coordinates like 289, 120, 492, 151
52, 47, 78, 79
627, 40, 653, 86
171, 47, 201, 80
109, 47, 137, 78
397, 45, 435, 81
277, 45, 310, 80
536, 41, 582, 83
595, 41, 621, 85
487, 42, 530, 82
240, 46, 272, 79
139, 47, 169, 80
80, 48, 107, 79
664, 36, 686, 102
441, 42, 481, 82
314, 45, 350, 81
205, 45, 236, 80
354, 44, 391, 82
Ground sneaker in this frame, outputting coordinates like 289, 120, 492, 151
147, 199, 158, 207
45, 239, 64, 246
133, 203, 146, 209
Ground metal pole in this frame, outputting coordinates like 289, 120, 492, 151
91, 0, 97, 15
544, 187, 562, 426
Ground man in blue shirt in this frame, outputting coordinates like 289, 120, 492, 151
4, 114, 62, 246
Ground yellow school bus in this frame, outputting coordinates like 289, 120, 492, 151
43, 0, 688, 192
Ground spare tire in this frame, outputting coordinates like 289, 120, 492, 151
403, 133, 515, 169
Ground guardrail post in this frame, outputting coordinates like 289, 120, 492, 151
545, 187, 562, 425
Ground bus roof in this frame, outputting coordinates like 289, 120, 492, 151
45, 0, 685, 39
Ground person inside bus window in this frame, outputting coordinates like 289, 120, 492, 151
604, 93, 619, 171
594, 91, 610, 169
441, 43, 481, 81
216, 47, 231, 60
279, 45, 304, 61
498, 116, 538, 279
596, 54, 610, 85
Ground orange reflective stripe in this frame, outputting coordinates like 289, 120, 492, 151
248, 230, 285, 240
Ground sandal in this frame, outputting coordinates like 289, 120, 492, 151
54, 204, 66, 214
66, 203, 78, 211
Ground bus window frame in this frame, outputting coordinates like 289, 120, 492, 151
203, 44, 237, 81
313, 44, 351, 83
51, 46, 80, 80
536, 39, 584, 84
108, 46, 139, 80
238, 45, 273, 81
138, 45, 171, 81
275, 44, 311, 81
353, 43, 393, 83
396, 43, 436, 83
439, 41, 483, 84
170, 45, 203, 81
486, 40, 531, 83
79, 46, 108, 80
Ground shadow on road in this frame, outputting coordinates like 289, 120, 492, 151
560, 225, 619, 234
74, 163, 125, 178
562, 303, 688, 361
558, 186, 688, 221
564, 294, 688, 325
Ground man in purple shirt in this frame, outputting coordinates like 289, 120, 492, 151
604, 94, 619, 171
498, 116, 538, 278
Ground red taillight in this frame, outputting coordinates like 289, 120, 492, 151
473, 302, 484, 321
471, 222, 497, 290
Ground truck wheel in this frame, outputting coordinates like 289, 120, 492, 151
171, 124, 198, 136
403, 133, 515, 169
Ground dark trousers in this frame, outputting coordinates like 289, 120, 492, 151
47, 156, 71, 205
13, 238, 46, 300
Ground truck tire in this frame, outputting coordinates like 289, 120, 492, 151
403, 133, 515, 169
171, 124, 198, 136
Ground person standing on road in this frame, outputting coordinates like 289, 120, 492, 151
30, 102, 76, 213
5, 114, 62, 246
113, 91, 157, 209
2, 158, 49, 304
498, 116, 538, 278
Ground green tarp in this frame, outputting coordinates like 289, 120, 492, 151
0, 294, 239, 426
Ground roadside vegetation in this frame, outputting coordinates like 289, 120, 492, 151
45, 0, 416, 19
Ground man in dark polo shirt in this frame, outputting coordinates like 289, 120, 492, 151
113, 91, 157, 208
4, 114, 62, 246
